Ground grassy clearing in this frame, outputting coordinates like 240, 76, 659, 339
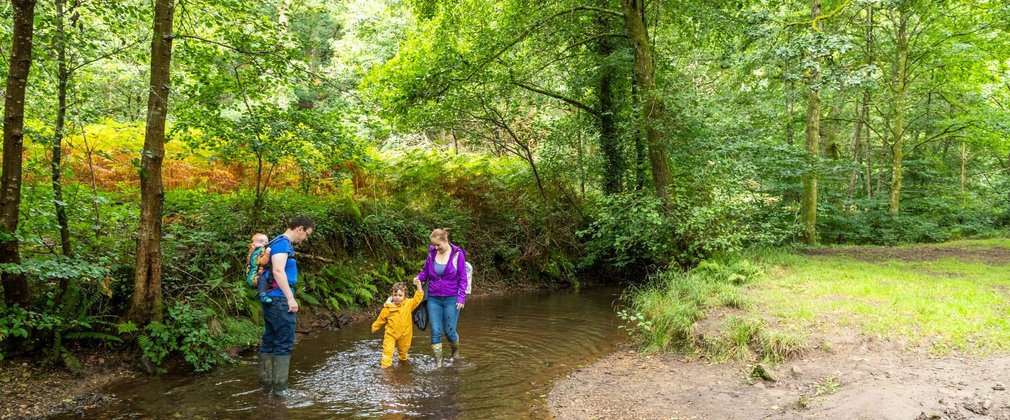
754, 240, 1010, 355
623, 239, 1010, 362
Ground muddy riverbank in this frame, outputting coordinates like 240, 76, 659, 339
550, 333, 1010, 419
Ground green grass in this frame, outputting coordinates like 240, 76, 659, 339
625, 239, 1010, 361
752, 243, 1010, 355
623, 257, 772, 357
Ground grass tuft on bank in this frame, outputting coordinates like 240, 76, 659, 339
623, 239, 1010, 363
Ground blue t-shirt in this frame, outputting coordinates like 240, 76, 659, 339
265, 235, 298, 298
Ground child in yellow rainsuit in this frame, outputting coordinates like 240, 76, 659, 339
371, 278, 424, 368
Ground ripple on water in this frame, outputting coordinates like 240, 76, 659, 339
66, 287, 624, 419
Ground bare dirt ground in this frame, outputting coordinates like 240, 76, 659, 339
0, 352, 134, 419
802, 243, 1010, 265
550, 336, 1010, 420
551, 244, 1010, 420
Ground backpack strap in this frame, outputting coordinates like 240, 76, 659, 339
452, 247, 466, 284
262, 235, 296, 289
452, 247, 465, 271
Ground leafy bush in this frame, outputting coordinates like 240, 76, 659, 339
818, 196, 1002, 245
579, 192, 671, 269
137, 303, 234, 372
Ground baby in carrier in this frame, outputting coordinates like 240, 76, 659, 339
247, 233, 273, 303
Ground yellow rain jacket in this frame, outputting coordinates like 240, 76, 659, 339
371, 289, 423, 367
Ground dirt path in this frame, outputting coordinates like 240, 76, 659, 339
550, 337, 1010, 419
0, 353, 134, 419
802, 243, 1010, 265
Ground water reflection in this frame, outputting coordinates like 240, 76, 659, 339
59, 287, 623, 419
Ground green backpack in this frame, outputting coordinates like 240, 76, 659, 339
245, 235, 288, 288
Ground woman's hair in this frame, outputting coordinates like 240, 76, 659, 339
390, 282, 407, 295
430, 228, 450, 242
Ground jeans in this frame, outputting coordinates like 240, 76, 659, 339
260, 299, 296, 356
427, 295, 459, 344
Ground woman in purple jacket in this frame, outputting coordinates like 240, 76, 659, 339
414, 228, 468, 367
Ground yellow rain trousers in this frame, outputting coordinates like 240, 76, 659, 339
371, 289, 424, 368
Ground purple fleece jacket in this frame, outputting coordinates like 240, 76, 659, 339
417, 244, 468, 303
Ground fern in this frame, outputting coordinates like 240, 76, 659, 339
327, 297, 341, 311
300, 292, 320, 306
353, 288, 374, 303
61, 349, 83, 374
65, 331, 124, 343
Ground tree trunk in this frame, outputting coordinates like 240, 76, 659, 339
847, 96, 864, 203
800, 0, 822, 245
1, 0, 38, 307
782, 51, 799, 204
78, 124, 104, 236
823, 104, 841, 159
862, 4, 874, 200
126, 0, 174, 325
888, 12, 908, 215
960, 141, 967, 197
786, 79, 796, 146
621, 0, 672, 204
631, 74, 648, 191
596, 9, 623, 194
577, 127, 585, 197
252, 154, 265, 232
53, 0, 73, 258
864, 119, 873, 199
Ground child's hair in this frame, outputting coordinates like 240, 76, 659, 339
390, 282, 407, 295
247, 233, 270, 268
249, 233, 269, 251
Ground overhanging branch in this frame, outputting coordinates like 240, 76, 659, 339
511, 80, 599, 116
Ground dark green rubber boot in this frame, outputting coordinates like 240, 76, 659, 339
271, 355, 307, 401
258, 353, 273, 392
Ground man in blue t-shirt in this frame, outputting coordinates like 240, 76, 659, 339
258, 215, 314, 400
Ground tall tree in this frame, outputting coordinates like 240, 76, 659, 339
1, 0, 38, 306
800, 0, 822, 244
595, 4, 623, 195
621, 0, 672, 204
126, 0, 174, 324
886, 8, 908, 215
51, 0, 73, 258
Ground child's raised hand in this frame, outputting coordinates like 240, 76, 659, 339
413, 278, 422, 289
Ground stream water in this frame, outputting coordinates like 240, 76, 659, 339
63, 287, 625, 419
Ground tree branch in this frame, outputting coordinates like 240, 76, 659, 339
511, 80, 599, 116
430, 6, 623, 98
785, 0, 853, 31
70, 37, 146, 72
175, 34, 343, 91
